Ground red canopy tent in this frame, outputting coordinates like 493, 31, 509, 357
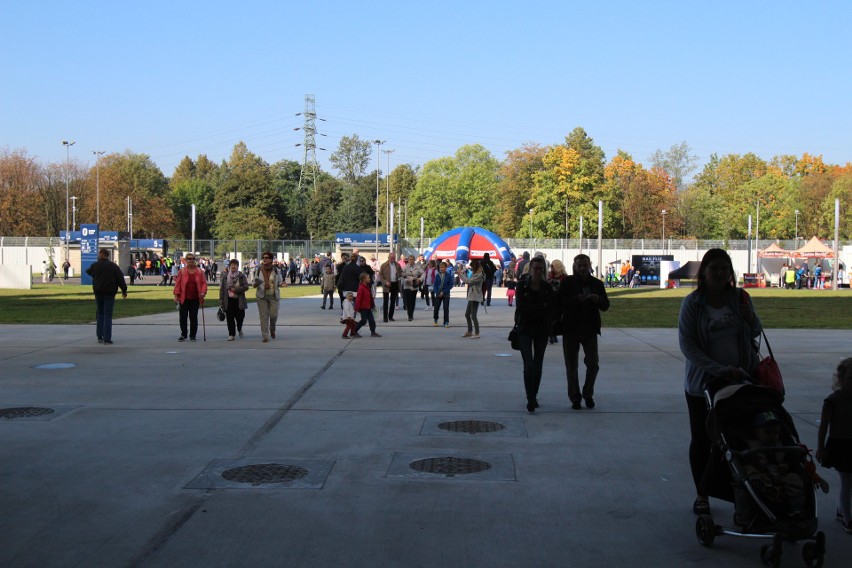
793, 236, 835, 258
758, 243, 792, 258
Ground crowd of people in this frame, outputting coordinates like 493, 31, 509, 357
82, 244, 852, 535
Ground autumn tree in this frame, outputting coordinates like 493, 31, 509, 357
92, 152, 175, 236
494, 144, 546, 238
527, 127, 607, 238
0, 149, 50, 235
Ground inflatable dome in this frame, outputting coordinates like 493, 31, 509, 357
423, 227, 513, 267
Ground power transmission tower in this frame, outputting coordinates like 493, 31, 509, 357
295, 94, 325, 197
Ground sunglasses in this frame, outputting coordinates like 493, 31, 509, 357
186, 257, 196, 261
262, 256, 273, 260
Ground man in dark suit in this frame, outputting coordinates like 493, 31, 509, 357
560, 254, 610, 410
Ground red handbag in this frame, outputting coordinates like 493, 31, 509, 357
754, 330, 785, 395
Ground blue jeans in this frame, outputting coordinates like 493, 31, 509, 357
95, 294, 116, 341
433, 295, 450, 323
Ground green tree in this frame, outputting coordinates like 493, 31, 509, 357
649, 141, 698, 191
270, 159, 307, 238
329, 134, 372, 184
168, 179, 215, 238
212, 142, 279, 238
407, 145, 499, 236
385, 163, 417, 233
306, 178, 342, 239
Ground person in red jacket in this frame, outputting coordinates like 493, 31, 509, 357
173, 253, 208, 341
353, 273, 381, 337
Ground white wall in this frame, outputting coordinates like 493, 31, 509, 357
0, 265, 33, 289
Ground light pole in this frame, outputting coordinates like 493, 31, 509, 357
661, 209, 667, 252
373, 140, 385, 259
383, 148, 394, 231
70, 196, 77, 231
93, 150, 105, 224
62, 140, 76, 260
794, 209, 800, 243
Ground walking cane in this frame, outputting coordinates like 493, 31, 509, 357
200, 297, 207, 341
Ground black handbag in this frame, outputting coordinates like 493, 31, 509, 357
508, 325, 520, 350
216, 306, 226, 322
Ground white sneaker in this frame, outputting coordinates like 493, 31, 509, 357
470, 334, 480, 339
227, 336, 235, 341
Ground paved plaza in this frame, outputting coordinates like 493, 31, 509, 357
1, 287, 851, 567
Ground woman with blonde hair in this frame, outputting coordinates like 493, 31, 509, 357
547, 259, 567, 344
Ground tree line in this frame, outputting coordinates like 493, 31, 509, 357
1, 127, 849, 241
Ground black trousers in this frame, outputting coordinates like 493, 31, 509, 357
383, 282, 400, 321
179, 299, 200, 339
403, 289, 417, 319
225, 297, 245, 337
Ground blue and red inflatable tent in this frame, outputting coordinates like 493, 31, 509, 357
423, 227, 513, 267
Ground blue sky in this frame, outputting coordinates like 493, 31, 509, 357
2, 0, 850, 178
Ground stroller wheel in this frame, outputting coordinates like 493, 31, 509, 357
695, 514, 716, 547
801, 532, 825, 568
801, 542, 823, 568
760, 537, 782, 568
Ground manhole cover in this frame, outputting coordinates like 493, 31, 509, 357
437, 420, 506, 434
221, 463, 309, 485
409, 456, 492, 476
33, 363, 76, 369
0, 407, 55, 419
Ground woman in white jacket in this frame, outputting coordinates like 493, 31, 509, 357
458, 259, 484, 338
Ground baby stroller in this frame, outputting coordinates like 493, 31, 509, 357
695, 383, 827, 567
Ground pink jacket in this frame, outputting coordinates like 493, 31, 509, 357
173, 268, 208, 304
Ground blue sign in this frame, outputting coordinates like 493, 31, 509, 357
131, 239, 163, 249
335, 233, 396, 246
59, 230, 118, 242
80, 224, 99, 286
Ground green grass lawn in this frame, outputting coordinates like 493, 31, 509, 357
0, 284, 849, 328
0, 283, 321, 324
603, 287, 852, 328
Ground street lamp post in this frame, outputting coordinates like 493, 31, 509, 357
93, 151, 105, 224
661, 209, 667, 252
62, 140, 75, 260
794, 209, 800, 243
70, 196, 77, 231
383, 148, 394, 231
373, 140, 385, 260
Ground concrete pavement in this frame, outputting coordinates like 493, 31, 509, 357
1, 287, 851, 567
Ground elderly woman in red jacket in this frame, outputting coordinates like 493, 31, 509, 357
173, 253, 208, 341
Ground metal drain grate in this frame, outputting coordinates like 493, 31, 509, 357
0, 407, 55, 419
409, 456, 492, 476
221, 463, 309, 486
437, 420, 506, 434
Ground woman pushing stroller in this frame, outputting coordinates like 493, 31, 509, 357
678, 248, 763, 516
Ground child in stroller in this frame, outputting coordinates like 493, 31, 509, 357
740, 410, 806, 523
696, 383, 827, 567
